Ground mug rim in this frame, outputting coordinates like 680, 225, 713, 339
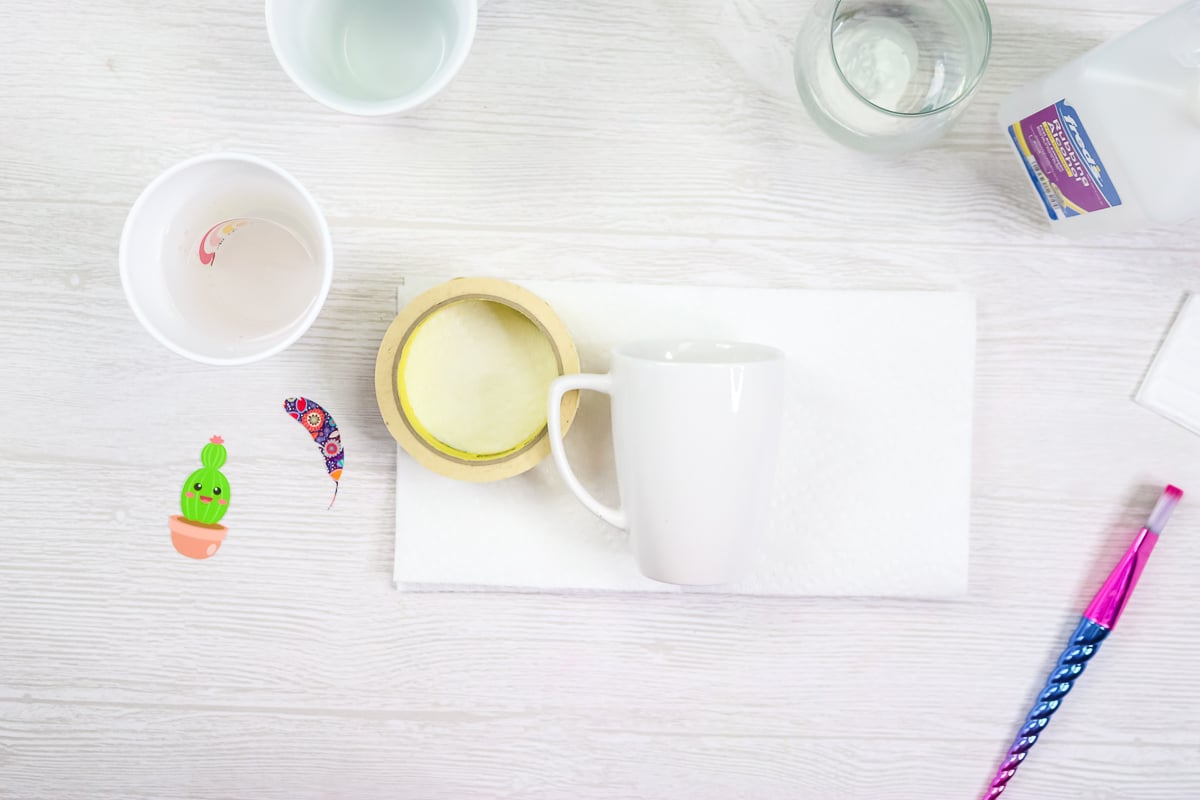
265, 0, 480, 117
118, 152, 334, 366
613, 339, 786, 366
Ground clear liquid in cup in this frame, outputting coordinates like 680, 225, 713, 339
164, 216, 323, 345
309, 0, 459, 101
794, 0, 990, 153
831, 2, 978, 114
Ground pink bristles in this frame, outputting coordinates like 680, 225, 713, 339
1146, 485, 1183, 535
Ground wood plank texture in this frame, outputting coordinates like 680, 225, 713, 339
3, 0, 1200, 797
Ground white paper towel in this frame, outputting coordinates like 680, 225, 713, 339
1137, 294, 1200, 436
393, 281, 975, 598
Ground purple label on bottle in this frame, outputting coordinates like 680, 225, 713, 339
1007, 100, 1121, 221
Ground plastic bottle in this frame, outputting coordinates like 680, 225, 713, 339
998, 1, 1200, 236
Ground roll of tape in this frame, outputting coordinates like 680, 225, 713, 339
375, 278, 581, 482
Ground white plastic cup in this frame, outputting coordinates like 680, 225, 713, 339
266, 0, 479, 116
119, 153, 333, 365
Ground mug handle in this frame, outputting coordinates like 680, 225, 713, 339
547, 374, 627, 530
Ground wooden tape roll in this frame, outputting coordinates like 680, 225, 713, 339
375, 278, 581, 482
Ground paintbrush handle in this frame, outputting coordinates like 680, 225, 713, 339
982, 618, 1111, 799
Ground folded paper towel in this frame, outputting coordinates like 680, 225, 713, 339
393, 281, 975, 598
1137, 294, 1200, 435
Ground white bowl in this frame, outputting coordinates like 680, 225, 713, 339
265, 0, 479, 116
119, 153, 333, 365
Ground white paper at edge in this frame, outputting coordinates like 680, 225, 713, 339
1136, 294, 1200, 437
394, 281, 974, 598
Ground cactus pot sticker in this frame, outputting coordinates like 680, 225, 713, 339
169, 435, 232, 559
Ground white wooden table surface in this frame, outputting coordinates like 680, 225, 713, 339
4, 0, 1200, 797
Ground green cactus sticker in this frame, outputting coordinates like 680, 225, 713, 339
180, 435, 231, 526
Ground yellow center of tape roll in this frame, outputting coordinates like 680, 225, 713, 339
375, 278, 581, 482
399, 299, 560, 458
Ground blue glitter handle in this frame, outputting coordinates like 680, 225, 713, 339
983, 618, 1111, 799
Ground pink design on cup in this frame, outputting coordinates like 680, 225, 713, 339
198, 218, 252, 266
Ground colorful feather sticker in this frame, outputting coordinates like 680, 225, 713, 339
283, 397, 343, 508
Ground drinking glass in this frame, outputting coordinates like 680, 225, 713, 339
794, 0, 992, 154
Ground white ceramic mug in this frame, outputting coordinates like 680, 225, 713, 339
547, 340, 786, 586
119, 153, 333, 365
266, 0, 478, 116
